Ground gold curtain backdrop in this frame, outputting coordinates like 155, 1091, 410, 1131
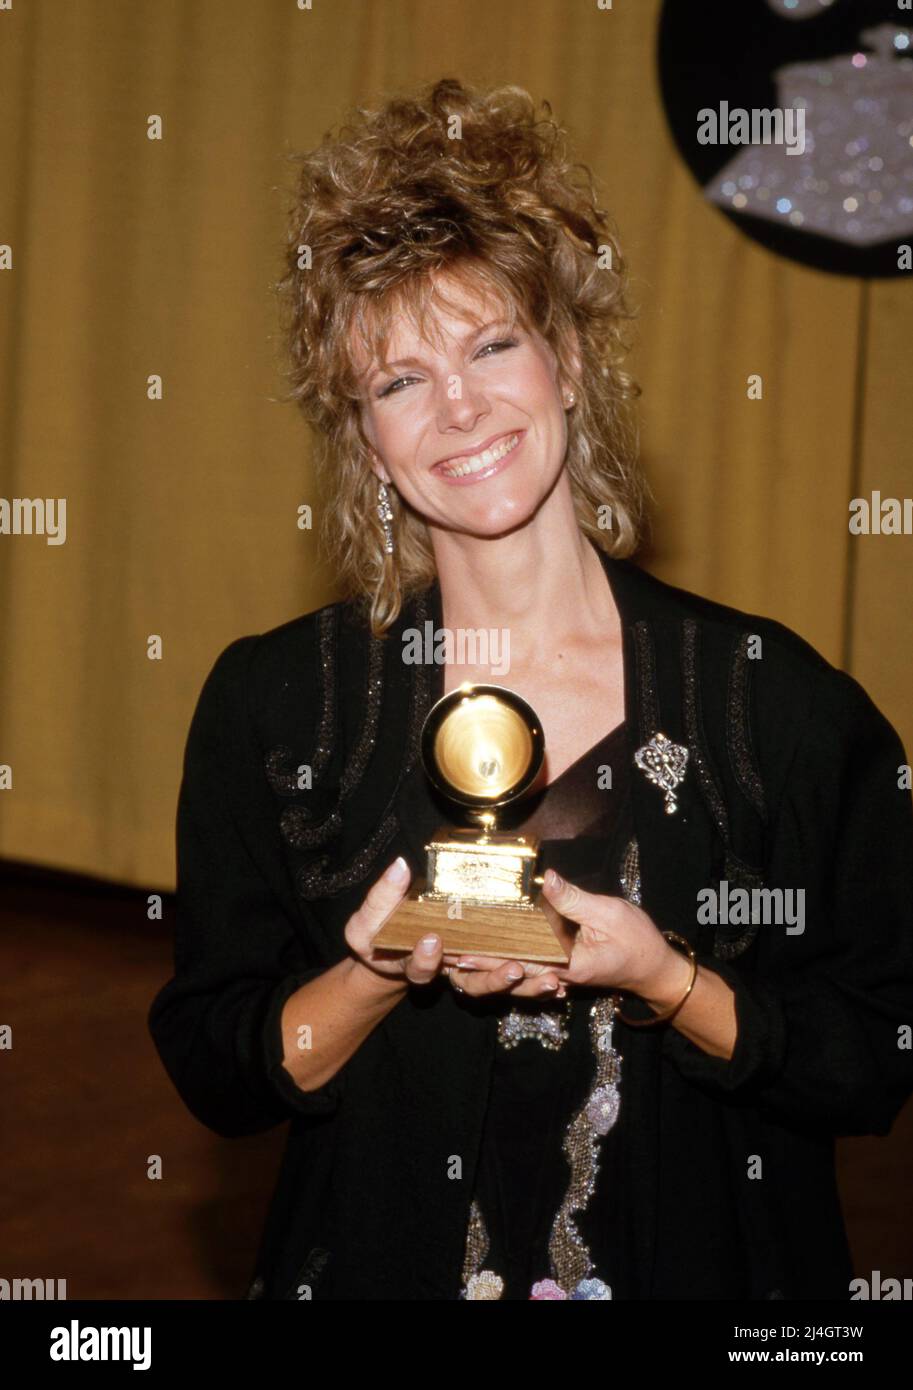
0, 0, 910, 891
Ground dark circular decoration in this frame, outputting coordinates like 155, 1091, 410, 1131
658, 0, 913, 277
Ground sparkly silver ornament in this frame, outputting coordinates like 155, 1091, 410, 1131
586, 1082, 621, 1137
705, 22, 913, 248
634, 731, 689, 814
498, 1002, 571, 1051
376, 479, 394, 554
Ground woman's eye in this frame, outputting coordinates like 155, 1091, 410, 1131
377, 376, 417, 399
376, 339, 518, 398
476, 337, 518, 359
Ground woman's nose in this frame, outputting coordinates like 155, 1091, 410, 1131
434, 376, 489, 430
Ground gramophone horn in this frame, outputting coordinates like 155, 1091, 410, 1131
421, 684, 544, 807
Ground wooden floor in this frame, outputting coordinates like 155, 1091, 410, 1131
1, 858, 911, 1300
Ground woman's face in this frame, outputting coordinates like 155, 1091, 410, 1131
354, 272, 577, 540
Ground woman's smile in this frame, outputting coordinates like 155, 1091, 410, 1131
432, 429, 527, 484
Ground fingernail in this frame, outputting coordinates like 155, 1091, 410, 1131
506, 965, 524, 981
541, 981, 558, 992
420, 935, 439, 952
386, 856, 409, 883
545, 869, 564, 890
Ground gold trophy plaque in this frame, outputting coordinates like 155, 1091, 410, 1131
372, 682, 575, 964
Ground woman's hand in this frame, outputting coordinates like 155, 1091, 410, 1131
541, 868, 687, 1000
450, 869, 688, 1005
345, 857, 565, 999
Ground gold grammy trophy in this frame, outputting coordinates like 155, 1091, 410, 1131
373, 683, 575, 964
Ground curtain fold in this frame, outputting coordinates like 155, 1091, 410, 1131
0, 0, 908, 890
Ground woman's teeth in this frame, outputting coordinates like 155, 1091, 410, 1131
439, 432, 521, 478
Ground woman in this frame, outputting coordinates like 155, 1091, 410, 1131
148, 78, 913, 1301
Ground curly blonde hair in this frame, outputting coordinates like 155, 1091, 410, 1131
276, 76, 647, 636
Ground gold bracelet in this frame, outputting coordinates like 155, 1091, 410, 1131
617, 931, 698, 1028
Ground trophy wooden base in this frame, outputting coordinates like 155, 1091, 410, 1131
372, 878, 575, 965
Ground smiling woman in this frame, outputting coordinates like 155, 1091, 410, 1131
148, 76, 913, 1303
275, 76, 646, 636
356, 272, 581, 547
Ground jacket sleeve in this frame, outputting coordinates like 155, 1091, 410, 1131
148, 635, 347, 1138
662, 662, 913, 1137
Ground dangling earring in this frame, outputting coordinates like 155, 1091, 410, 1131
376, 479, 394, 555
564, 390, 576, 408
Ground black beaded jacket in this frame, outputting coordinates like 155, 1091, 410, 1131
148, 545, 913, 1300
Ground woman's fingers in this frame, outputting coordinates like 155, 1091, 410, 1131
447, 963, 514, 996
443, 953, 566, 996
448, 959, 564, 998
445, 954, 558, 975
345, 857, 412, 953
403, 934, 445, 985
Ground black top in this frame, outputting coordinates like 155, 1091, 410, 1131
146, 549, 913, 1300
467, 719, 633, 1300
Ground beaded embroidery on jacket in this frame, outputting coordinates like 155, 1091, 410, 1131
267, 595, 434, 899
